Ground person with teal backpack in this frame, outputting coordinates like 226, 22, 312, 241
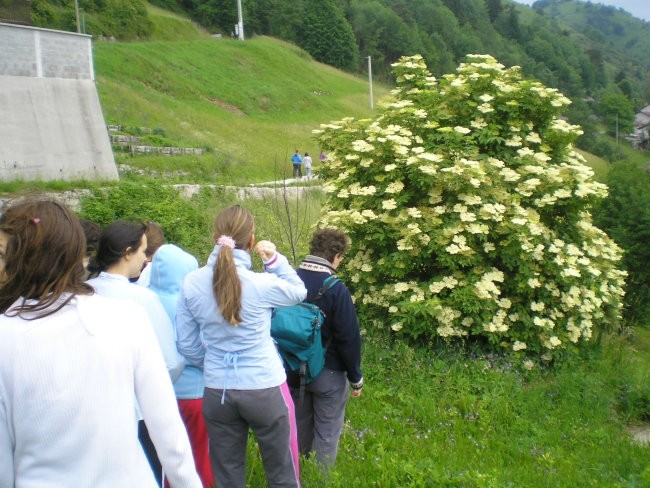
286, 229, 363, 470
271, 274, 341, 404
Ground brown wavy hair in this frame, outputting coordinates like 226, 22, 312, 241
144, 221, 165, 259
0, 200, 93, 319
309, 228, 350, 263
212, 205, 255, 325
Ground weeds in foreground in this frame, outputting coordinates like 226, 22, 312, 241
245, 332, 650, 487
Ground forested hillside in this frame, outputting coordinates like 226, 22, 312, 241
28, 0, 650, 161
533, 0, 650, 67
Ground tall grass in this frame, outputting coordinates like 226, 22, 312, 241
146, 4, 211, 41
244, 332, 650, 487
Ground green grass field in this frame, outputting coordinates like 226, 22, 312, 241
245, 330, 650, 487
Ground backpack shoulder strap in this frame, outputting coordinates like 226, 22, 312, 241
320, 275, 341, 294
306, 275, 340, 302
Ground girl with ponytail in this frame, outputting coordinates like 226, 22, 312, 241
177, 205, 306, 488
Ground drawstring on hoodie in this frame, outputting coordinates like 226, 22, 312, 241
221, 351, 240, 404
218, 343, 256, 404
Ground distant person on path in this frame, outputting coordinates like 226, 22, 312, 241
320, 151, 327, 163
291, 149, 303, 178
148, 244, 214, 488
303, 152, 313, 180
87, 221, 185, 486
0, 200, 201, 488
291, 228, 363, 469
176, 205, 306, 488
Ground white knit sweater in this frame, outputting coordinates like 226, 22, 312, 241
0, 294, 201, 488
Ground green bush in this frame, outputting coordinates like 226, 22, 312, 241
79, 181, 213, 260
314, 54, 626, 363
594, 161, 650, 324
78, 180, 323, 268
100, 0, 152, 40
31, 0, 152, 39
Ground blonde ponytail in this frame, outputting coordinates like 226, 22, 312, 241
214, 246, 242, 325
211, 206, 255, 325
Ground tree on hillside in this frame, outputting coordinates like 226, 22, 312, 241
594, 162, 650, 324
314, 54, 625, 363
348, 0, 421, 78
185, 0, 235, 33
485, 0, 503, 23
597, 84, 635, 137
298, 0, 359, 71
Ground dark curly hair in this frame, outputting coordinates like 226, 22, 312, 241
309, 228, 350, 263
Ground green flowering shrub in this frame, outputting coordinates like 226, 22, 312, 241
314, 54, 626, 362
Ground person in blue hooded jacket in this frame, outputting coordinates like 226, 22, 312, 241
148, 244, 213, 488
176, 205, 306, 488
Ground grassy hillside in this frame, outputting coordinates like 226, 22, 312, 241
93, 11, 385, 183
4, 6, 648, 486
146, 4, 212, 41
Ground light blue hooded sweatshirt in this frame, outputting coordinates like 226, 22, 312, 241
176, 245, 306, 398
148, 244, 202, 400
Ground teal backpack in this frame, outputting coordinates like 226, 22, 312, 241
271, 275, 340, 400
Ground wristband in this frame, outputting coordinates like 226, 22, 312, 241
263, 253, 279, 269
350, 378, 364, 390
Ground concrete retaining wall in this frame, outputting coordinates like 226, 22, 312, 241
0, 22, 93, 80
0, 23, 117, 181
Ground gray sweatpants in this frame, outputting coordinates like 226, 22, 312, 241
203, 385, 300, 488
292, 368, 349, 467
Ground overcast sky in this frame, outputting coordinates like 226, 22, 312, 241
514, 0, 650, 22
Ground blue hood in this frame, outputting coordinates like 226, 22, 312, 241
149, 244, 199, 323
148, 244, 204, 399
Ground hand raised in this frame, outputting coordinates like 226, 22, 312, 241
254, 240, 277, 261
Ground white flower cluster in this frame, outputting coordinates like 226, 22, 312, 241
474, 269, 505, 300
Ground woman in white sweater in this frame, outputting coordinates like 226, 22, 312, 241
0, 200, 201, 488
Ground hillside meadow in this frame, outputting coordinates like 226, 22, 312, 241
93, 31, 385, 183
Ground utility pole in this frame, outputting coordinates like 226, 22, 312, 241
368, 56, 373, 110
74, 0, 80, 33
236, 0, 244, 41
